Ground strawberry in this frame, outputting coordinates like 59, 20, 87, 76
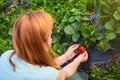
74, 45, 86, 54
5, 12, 9, 16
78, 46, 86, 53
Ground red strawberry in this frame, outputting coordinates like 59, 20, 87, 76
5, 12, 9, 16
78, 46, 86, 53
52, 27, 55, 31
74, 45, 86, 54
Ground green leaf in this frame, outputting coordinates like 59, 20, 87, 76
62, 18, 67, 23
90, 30, 95, 36
105, 32, 116, 40
113, 11, 120, 20
73, 12, 81, 16
97, 33, 104, 40
71, 22, 80, 30
62, 11, 70, 22
69, 16, 75, 22
83, 41, 91, 48
70, 8, 78, 13
64, 25, 75, 34
81, 29, 90, 38
97, 36, 104, 40
116, 26, 120, 33
105, 20, 114, 30
60, 43, 69, 53
8, 28, 12, 36
118, 6, 120, 13
72, 33, 80, 42
81, 16, 89, 21
52, 43, 59, 52
103, 8, 111, 14
97, 40, 112, 51
52, 35, 58, 43
75, 16, 81, 22
100, 0, 109, 9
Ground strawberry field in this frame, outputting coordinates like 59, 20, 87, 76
0, 0, 120, 79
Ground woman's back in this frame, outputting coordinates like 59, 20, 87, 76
0, 50, 58, 80
0, 10, 88, 80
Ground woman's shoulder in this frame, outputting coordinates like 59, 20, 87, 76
0, 50, 13, 56
0, 50, 65, 80
0, 50, 60, 80
0, 50, 13, 61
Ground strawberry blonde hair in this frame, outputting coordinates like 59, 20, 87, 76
9, 10, 60, 70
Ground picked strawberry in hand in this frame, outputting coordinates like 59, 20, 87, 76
78, 46, 86, 53
74, 45, 86, 54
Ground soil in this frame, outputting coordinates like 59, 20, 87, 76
78, 39, 120, 74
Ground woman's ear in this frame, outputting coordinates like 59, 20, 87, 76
47, 36, 52, 47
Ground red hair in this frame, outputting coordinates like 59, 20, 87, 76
9, 10, 60, 70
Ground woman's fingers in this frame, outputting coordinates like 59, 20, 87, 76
68, 44, 79, 51
76, 51, 88, 63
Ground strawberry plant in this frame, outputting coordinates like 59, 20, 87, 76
90, 61, 120, 80
0, 38, 12, 55
90, 0, 120, 51
0, 0, 120, 79
0, 0, 31, 54
1, 0, 120, 55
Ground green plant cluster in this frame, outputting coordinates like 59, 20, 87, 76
0, 0, 30, 55
0, 0, 120, 55
94, 0, 120, 51
51, 0, 120, 53
90, 61, 120, 80
0, 0, 120, 79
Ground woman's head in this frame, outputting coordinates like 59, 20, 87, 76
14, 10, 53, 49
10, 10, 59, 69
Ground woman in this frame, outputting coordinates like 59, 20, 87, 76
0, 10, 88, 80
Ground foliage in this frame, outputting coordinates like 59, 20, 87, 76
0, 0, 120, 79
52, 43, 69, 55
0, 0, 120, 54
92, 0, 120, 51
0, 0, 30, 55
51, 0, 120, 52
0, 38, 12, 55
90, 61, 120, 80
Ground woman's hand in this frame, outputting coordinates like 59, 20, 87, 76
55, 44, 79, 66
61, 50, 88, 78
63, 44, 79, 61
74, 50, 88, 63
